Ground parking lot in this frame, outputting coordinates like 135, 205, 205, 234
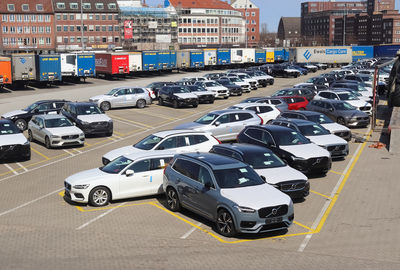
0, 70, 399, 269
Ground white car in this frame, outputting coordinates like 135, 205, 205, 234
28, 114, 84, 148
0, 119, 31, 161
194, 81, 229, 99
229, 73, 258, 90
102, 130, 220, 165
64, 151, 176, 206
314, 90, 372, 115
228, 103, 280, 124
223, 76, 251, 92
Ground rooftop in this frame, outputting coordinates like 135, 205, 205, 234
168, 0, 235, 10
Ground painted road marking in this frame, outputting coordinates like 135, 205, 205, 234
297, 128, 372, 252
76, 202, 127, 230
180, 222, 202, 239
111, 118, 148, 129
329, 170, 344, 176
4, 164, 18, 175
63, 149, 75, 156
110, 115, 153, 129
16, 163, 28, 172
31, 147, 50, 160
310, 190, 333, 200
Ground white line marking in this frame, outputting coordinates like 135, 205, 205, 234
73, 149, 82, 153
63, 149, 75, 156
112, 118, 149, 129
0, 188, 63, 217
108, 137, 117, 141
180, 222, 202, 239
16, 163, 28, 172
4, 164, 18, 175
76, 202, 127, 230
297, 128, 371, 252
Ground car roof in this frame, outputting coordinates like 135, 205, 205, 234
281, 110, 321, 116
248, 124, 295, 134
33, 100, 67, 104
67, 102, 97, 106
34, 114, 70, 120
209, 109, 254, 115
231, 103, 271, 108
124, 150, 177, 161
313, 99, 344, 104
179, 152, 245, 170
212, 143, 273, 155
274, 118, 315, 126
153, 129, 208, 138
322, 89, 351, 94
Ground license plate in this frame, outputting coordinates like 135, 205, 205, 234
265, 217, 282, 224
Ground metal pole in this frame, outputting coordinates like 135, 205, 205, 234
245, 0, 248, 48
343, 5, 346, 45
81, 0, 84, 51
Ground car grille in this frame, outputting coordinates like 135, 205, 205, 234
0, 144, 17, 151
61, 135, 79, 140
64, 181, 71, 190
334, 131, 350, 138
249, 82, 256, 86
359, 106, 371, 111
327, 145, 346, 152
308, 157, 330, 167
259, 222, 289, 232
356, 117, 369, 121
217, 90, 227, 93
279, 181, 307, 192
90, 122, 108, 127
258, 204, 288, 218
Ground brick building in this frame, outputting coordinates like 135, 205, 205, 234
0, 0, 55, 54
52, 0, 121, 51
231, 0, 259, 47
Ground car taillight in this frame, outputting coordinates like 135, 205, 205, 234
211, 135, 221, 144
257, 114, 263, 125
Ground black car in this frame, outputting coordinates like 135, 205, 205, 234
0, 119, 31, 161
186, 85, 215, 104
272, 88, 315, 101
210, 143, 310, 199
216, 79, 242, 96
204, 73, 225, 80
146, 82, 175, 99
295, 83, 328, 92
237, 125, 332, 175
61, 102, 113, 136
158, 86, 199, 109
270, 64, 300, 78
1, 100, 69, 131
294, 63, 318, 73
287, 65, 308, 75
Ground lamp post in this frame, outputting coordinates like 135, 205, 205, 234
343, 4, 347, 45
245, 0, 248, 48
80, 0, 85, 51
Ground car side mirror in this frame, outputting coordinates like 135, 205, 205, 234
113, 94, 119, 97
157, 146, 165, 150
204, 181, 212, 190
72, 122, 76, 126
260, 175, 267, 182
125, 169, 134, 177
33, 109, 39, 113
329, 108, 334, 112
214, 121, 221, 127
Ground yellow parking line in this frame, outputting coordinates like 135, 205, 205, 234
293, 221, 314, 232
31, 147, 50, 160
109, 115, 153, 129
113, 131, 125, 136
133, 110, 179, 121
310, 190, 333, 200
329, 170, 343, 176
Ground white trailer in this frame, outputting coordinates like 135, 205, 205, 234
289, 46, 352, 66
243, 48, 255, 63
203, 48, 217, 66
231, 48, 244, 64
128, 52, 142, 72
60, 53, 77, 77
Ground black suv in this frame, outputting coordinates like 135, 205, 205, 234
1, 100, 69, 131
237, 125, 332, 175
158, 85, 199, 109
146, 82, 175, 99
216, 79, 242, 96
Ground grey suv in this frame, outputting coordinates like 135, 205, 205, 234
163, 152, 294, 237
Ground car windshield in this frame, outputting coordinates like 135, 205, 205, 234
357, 84, 368, 91
205, 82, 219, 87
194, 113, 219, 125
298, 124, 330, 136
307, 114, 334, 124
238, 74, 250, 79
333, 102, 356, 110
188, 85, 207, 92
244, 152, 286, 169
255, 71, 266, 76
229, 77, 242, 82
228, 106, 241, 110
214, 166, 265, 189
172, 87, 190, 93
24, 102, 39, 112
218, 80, 230, 85
134, 134, 163, 150
106, 88, 120, 96
76, 105, 102, 115
360, 76, 371, 82
0, 122, 20, 135
44, 117, 73, 128
276, 130, 310, 145
101, 156, 133, 174
338, 93, 359, 101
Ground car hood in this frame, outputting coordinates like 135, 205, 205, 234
256, 166, 307, 185
307, 134, 347, 147
338, 109, 369, 118
1, 110, 26, 119
321, 123, 350, 133
89, 95, 109, 101
77, 114, 111, 123
103, 145, 142, 162
346, 100, 370, 108
46, 126, 83, 136
65, 168, 110, 186
174, 122, 205, 130
220, 183, 291, 209
234, 82, 250, 87
280, 144, 330, 159
207, 86, 228, 91
0, 133, 28, 146
193, 91, 214, 96
244, 79, 257, 83
175, 93, 198, 99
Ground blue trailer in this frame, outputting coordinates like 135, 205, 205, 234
142, 51, 159, 71
158, 51, 171, 70
274, 48, 289, 63
374, 45, 400, 58
170, 51, 177, 69
77, 53, 96, 77
190, 50, 204, 68
217, 49, 231, 65
255, 49, 266, 63
35, 55, 61, 82
352, 46, 374, 62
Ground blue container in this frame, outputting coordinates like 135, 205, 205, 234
352, 46, 374, 62
374, 45, 400, 58
217, 49, 231, 65
170, 51, 177, 69
274, 48, 289, 62
77, 53, 95, 77
35, 55, 61, 82
255, 49, 266, 63
142, 51, 159, 71
190, 50, 204, 68
158, 51, 171, 70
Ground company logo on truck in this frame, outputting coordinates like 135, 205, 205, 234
95, 58, 107, 67
303, 50, 312, 60
326, 49, 347, 55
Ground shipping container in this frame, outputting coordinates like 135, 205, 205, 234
274, 48, 289, 62
289, 46, 352, 64
255, 49, 266, 63
158, 50, 171, 70
203, 48, 217, 66
142, 51, 158, 71
190, 50, 204, 68
128, 52, 142, 72
0, 57, 12, 87
11, 53, 36, 82
61, 53, 77, 77
177, 50, 190, 69
352, 46, 374, 62
243, 48, 256, 63
217, 48, 231, 65
95, 53, 129, 76
374, 45, 400, 58
266, 48, 275, 63
35, 54, 62, 82
77, 53, 96, 78
170, 51, 177, 69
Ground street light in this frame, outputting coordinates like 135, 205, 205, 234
343, 4, 347, 45
245, 0, 248, 48
81, 0, 85, 51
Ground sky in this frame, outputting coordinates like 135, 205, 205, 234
145, 0, 400, 32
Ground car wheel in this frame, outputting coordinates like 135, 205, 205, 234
216, 209, 236, 237
158, 97, 164, 106
223, 96, 229, 99
337, 117, 346, 125
166, 188, 181, 212
173, 100, 179, 109
209, 99, 215, 104
28, 129, 34, 142
106, 131, 113, 137
193, 102, 198, 108
100, 102, 111, 111
238, 93, 242, 96
136, 99, 146, 109
15, 119, 27, 131
45, 136, 52, 149
89, 186, 110, 207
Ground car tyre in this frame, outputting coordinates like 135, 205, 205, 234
223, 96, 229, 99
106, 131, 113, 137
209, 99, 215, 104
100, 102, 111, 111
89, 186, 111, 207
337, 117, 346, 125
45, 136, 52, 149
136, 99, 146, 109
193, 102, 198, 108
216, 209, 236, 237
15, 119, 27, 131
158, 97, 164, 106
166, 187, 181, 212
173, 100, 179, 109
28, 129, 34, 142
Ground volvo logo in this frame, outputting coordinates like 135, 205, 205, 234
303, 50, 312, 60
291, 184, 297, 190
271, 208, 278, 215
312, 158, 321, 166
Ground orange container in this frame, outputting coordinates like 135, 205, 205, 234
0, 56, 12, 85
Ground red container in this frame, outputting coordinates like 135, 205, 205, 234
95, 53, 129, 75
0, 56, 12, 86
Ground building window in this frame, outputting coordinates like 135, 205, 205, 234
95, 26, 100, 31
32, 26, 37, 33
24, 26, 30, 33
70, 36, 75, 43
115, 37, 119, 43
251, 12, 255, 16
45, 15, 51, 22
63, 26, 68, 32
63, 14, 67, 20
102, 14, 106, 20
2, 26, 8, 33
56, 14, 61, 20
39, 37, 45, 45
108, 3, 116, 9
89, 14, 93, 20
102, 26, 106, 31
108, 15, 112, 20
32, 37, 37, 44
57, 26, 62, 32
39, 26, 44, 33
89, 25, 94, 31
46, 26, 51, 33
17, 26, 23, 33
38, 15, 43, 22
70, 3, 78, 9
46, 37, 51, 45
114, 25, 119, 31
108, 25, 113, 31
56, 3, 65, 9
96, 3, 104, 9
102, 37, 106, 42
83, 3, 91, 9
7, 4, 15, 11
17, 15, 22, 22
70, 26, 74, 31
36, 4, 43, 11
3, 38, 8, 46
2, 15, 7, 22
21, 4, 29, 11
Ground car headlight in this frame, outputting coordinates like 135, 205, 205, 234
23, 141, 30, 145
51, 135, 60, 139
81, 121, 90, 125
234, 205, 256, 213
73, 184, 90, 189
108, 119, 113, 123
79, 133, 84, 137
271, 183, 279, 188
90, 99, 99, 103
291, 156, 307, 161
320, 145, 328, 149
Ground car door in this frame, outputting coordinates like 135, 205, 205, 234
133, 88, 146, 105
147, 156, 173, 194
36, 117, 46, 143
118, 159, 152, 199
29, 117, 41, 141
113, 88, 128, 107
124, 88, 137, 106
155, 136, 185, 152
323, 102, 337, 120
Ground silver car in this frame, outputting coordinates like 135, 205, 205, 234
28, 114, 84, 148
89, 87, 152, 111
174, 109, 262, 141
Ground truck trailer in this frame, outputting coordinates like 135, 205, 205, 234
0, 57, 12, 88
352, 46, 374, 62
177, 50, 190, 70
217, 49, 231, 66
142, 51, 159, 71
95, 53, 129, 78
255, 49, 266, 63
35, 54, 62, 83
61, 53, 95, 81
128, 52, 142, 73
289, 46, 352, 66
11, 53, 36, 86
204, 48, 217, 67
190, 50, 204, 69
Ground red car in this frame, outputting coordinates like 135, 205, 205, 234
280, 96, 309, 110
